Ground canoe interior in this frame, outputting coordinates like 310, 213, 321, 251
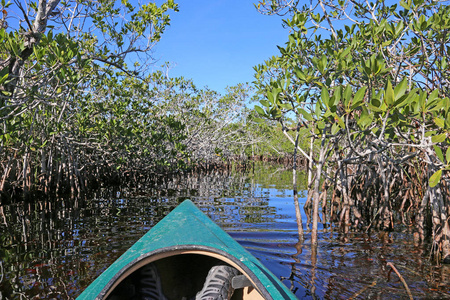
78, 200, 296, 300
106, 252, 264, 300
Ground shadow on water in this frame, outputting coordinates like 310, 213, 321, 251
0, 162, 449, 299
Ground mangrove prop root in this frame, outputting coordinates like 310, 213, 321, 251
386, 262, 413, 300
348, 279, 377, 300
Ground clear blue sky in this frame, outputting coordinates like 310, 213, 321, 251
152, 0, 289, 94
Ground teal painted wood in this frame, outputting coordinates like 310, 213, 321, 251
77, 200, 297, 299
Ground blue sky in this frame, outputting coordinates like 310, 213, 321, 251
152, 0, 289, 94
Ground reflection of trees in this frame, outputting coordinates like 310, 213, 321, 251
147, 162, 302, 226
0, 195, 177, 298
0, 162, 300, 298
285, 232, 450, 299
1, 163, 449, 298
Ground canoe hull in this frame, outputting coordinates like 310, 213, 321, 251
77, 200, 297, 300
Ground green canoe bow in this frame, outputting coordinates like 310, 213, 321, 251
77, 200, 297, 299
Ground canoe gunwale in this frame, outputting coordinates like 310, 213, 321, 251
100, 244, 274, 300
78, 200, 297, 300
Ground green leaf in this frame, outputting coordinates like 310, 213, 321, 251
445, 113, 450, 129
272, 89, 279, 104
434, 145, 444, 163
320, 55, 327, 72
385, 81, 394, 106
400, 0, 410, 10
323, 108, 333, 118
434, 117, 445, 128
357, 107, 373, 129
315, 81, 324, 88
331, 123, 340, 134
395, 89, 418, 108
368, 103, 383, 112
298, 108, 313, 121
429, 169, 442, 188
419, 91, 427, 112
321, 87, 330, 106
425, 130, 437, 137
254, 105, 266, 116
279, 103, 292, 109
333, 86, 342, 106
260, 100, 271, 107
317, 120, 325, 130
428, 99, 444, 112
394, 78, 408, 101
314, 101, 322, 118
428, 89, 439, 103
295, 67, 306, 81
352, 86, 367, 108
267, 91, 274, 103
432, 133, 447, 143
270, 107, 282, 118
335, 115, 345, 128
0, 72, 8, 85
7, 36, 19, 56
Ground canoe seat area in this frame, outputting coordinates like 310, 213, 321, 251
78, 201, 296, 300
105, 254, 263, 300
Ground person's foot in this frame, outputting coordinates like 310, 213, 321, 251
195, 265, 239, 300
139, 263, 167, 300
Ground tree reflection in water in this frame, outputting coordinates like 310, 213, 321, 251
0, 163, 449, 299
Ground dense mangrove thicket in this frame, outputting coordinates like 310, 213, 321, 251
0, 0, 179, 195
0, 0, 298, 198
254, 0, 450, 262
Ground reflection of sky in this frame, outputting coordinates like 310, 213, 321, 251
204, 178, 310, 231
1, 163, 447, 299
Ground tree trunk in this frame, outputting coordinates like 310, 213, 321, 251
312, 135, 327, 246
22, 151, 29, 194
293, 130, 303, 238
338, 160, 350, 233
305, 136, 314, 209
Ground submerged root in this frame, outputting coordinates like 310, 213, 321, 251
348, 280, 377, 300
387, 262, 413, 300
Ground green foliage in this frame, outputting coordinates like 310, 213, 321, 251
0, 1, 196, 194
243, 110, 310, 157
253, 0, 450, 261
254, 0, 450, 189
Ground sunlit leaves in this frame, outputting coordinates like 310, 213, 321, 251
255, 105, 266, 116
298, 108, 313, 121
385, 81, 394, 107
0, 0, 186, 194
432, 133, 447, 144
252, 0, 450, 191
429, 169, 442, 187
357, 106, 373, 130
435, 117, 445, 129
351, 86, 367, 110
321, 87, 330, 106
446, 147, 450, 164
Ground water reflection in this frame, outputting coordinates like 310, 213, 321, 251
0, 163, 449, 299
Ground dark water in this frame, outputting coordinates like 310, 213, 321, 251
0, 163, 449, 299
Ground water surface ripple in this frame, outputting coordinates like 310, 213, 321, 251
0, 163, 449, 299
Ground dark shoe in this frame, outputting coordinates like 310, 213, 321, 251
195, 265, 239, 300
139, 263, 167, 300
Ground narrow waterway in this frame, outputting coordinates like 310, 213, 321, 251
0, 163, 449, 299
